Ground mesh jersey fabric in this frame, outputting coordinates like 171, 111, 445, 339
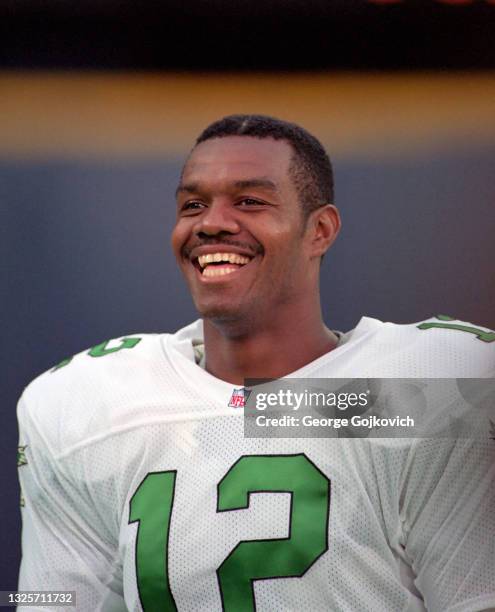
17, 316, 495, 612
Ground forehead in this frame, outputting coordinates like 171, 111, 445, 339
180, 136, 294, 187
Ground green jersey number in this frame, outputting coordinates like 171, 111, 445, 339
129, 454, 330, 612
52, 337, 142, 371
418, 315, 495, 342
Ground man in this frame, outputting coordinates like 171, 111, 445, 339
18, 115, 495, 611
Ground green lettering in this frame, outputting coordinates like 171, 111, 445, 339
88, 337, 142, 357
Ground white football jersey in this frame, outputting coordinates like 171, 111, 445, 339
17, 316, 495, 612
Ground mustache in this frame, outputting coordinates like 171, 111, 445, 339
183, 237, 264, 258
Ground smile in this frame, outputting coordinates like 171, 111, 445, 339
195, 252, 252, 278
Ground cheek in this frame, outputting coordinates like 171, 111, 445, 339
259, 219, 298, 253
267, 225, 305, 262
264, 236, 309, 283
170, 224, 186, 260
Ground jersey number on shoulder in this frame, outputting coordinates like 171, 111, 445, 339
418, 315, 495, 342
129, 454, 331, 612
52, 337, 142, 371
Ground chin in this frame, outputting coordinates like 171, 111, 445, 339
197, 302, 242, 321
196, 300, 255, 333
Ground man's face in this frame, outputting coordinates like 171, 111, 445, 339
172, 136, 316, 325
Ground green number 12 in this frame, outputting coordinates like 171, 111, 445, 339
129, 454, 330, 611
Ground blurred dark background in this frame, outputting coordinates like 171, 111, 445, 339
2, 0, 495, 598
1, 0, 495, 70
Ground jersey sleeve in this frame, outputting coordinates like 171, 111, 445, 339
17, 395, 127, 612
401, 433, 495, 612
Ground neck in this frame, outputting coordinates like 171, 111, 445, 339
202, 298, 339, 385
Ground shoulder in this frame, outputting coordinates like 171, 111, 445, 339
18, 332, 172, 455
393, 314, 493, 358
345, 314, 494, 377
24, 332, 164, 397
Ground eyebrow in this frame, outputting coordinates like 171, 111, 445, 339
175, 178, 279, 198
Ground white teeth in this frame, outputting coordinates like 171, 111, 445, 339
202, 266, 238, 277
197, 252, 251, 268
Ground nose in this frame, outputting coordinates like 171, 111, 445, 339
193, 200, 240, 236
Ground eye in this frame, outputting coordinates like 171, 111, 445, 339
180, 201, 205, 214
236, 198, 267, 207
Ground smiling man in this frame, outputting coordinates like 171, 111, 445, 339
17, 115, 495, 611
172, 127, 341, 384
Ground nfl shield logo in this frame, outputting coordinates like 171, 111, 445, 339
228, 388, 251, 408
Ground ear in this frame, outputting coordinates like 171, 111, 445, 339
307, 205, 341, 259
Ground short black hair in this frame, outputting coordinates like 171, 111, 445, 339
195, 114, 334, 220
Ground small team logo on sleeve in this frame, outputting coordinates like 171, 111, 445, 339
228, 388, 252, 408
17, 445, 28, 508
17, 445, 28, 467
